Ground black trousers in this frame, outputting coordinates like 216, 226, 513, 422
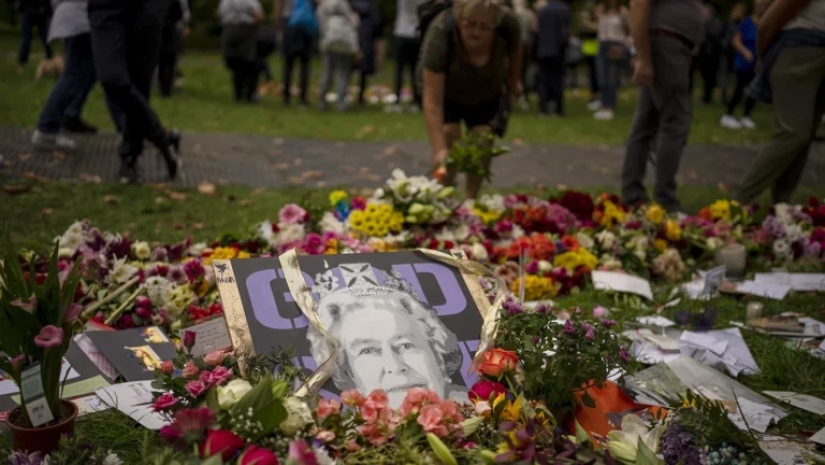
89, 0, 170, 160
225, 57, 259, 101
698, 54, 720, 104
18, 12, 53, 65
538, 56, 566, 116
158, 27, 182, 97
727, 69, 756, 117
393, 36, 420, 105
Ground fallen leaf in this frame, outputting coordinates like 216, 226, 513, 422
512, 139, 524, 146
556, 184, 568, 190
718, 182, 729, 193
252, 188, 266, 195
22, 172, 50, 183
79, 173, 103, 183
51, 151, 66, 160
274, 163, 289, 170
193, 223, 204, 230
174, 224, 186, 230
239, 199, 252, 207
301, 170, 323, 180
288, 177, 304, 184
272, 138, 284, 145
102, 195, 118, 204
316, 181, 327, 188
155, 196, 167, 204
167, 191, 187, 201
41, 208, 53, 215
30, 186, 42, 193
2, 184, 30, 195
383, 145, 398, 155
198, 182, 217, 196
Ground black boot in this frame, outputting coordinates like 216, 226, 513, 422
61, 116, 99, 134
158, 130, 181, 180
119, 156, 140, 184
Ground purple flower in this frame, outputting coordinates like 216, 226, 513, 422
600, 319, 618, 327
661, 421, 704, 465
183, 260, 205, 283
167, 265, 188, 285
9, 451, 46, 465
535, 304, 551, 314
582, 323, 595, 341
150, 246, 169, 262
183, 331, 197, 350
34, 325, 65, 348
503, 296, 524, 316
618, 346, 631, 363
105, 237, 132, 260
525, 261, 539, 274
10, 293, 36, 313
563, 320, 576, 334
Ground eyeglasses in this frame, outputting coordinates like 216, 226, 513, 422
460, 19, 496, 31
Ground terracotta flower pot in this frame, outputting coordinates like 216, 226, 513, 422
5, 400, 78, 455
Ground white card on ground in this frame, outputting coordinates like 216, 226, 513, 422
591, 271, 653, 300
811, 427, 825, 445
643, 333, 681, 351
95, 381, 168, 430
756, 273, 825, 292
679, 332, 729, 355
736, 281, 792, 300
630, 340, 681, 365
183, 317, 233, 357
72, 394, 113, 417
636, 316, 676, 328
763, 391, 825, 416
757, 436, 812, 465
701, 266, 727, 296
681, 279, 706, 299
798, 317, 825, 336
679, 328, 759, 377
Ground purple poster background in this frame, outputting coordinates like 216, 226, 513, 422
228, 252, 483, 398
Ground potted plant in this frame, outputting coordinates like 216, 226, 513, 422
0, 237, 84, 454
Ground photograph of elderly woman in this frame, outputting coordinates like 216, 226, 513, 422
306, 261, 477, 408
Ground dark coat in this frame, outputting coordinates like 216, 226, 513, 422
536, 0, 570, 60
349, 0, 382, 74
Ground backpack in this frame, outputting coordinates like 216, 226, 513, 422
289, 0, 319, 37
322, 13, 358, 54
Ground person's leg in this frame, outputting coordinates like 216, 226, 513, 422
36, 14, 53, 58
741, 71, 756, 117
158, 53, 174, 97
319, 52, 334, 109
282, 53, 295, 104
226, 57, 244, 100
650, 38, 692, 212
359, 70, 368, 105
701, 56, 718, 104
243, 59, 259, 101
299, 48, 311, 105
587, 54, 599, 100
61, 33, 99, 132
35, 36, 83, 144
17, 13, 33, 66
726, 70, 746, 116
773, 93, 825, 202
393, 36, 405, 100
552, 57, 566, 116
621, 79, 660, 206
335, 54, 353, 112
737, 47, 825, 204
537, 58, 551, 114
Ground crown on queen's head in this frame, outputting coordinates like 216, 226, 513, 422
311, 263, 420, 300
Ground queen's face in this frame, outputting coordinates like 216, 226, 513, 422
339, 300, 446, 408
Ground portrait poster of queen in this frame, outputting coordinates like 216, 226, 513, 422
214, 251, 489, 408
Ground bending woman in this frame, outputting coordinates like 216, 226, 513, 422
419, 0, 522, 199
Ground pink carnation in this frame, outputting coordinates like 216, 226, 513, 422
279, 204, 308, 225
316, 398, 341, 420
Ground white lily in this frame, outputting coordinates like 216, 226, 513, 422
606, 414, 665, 465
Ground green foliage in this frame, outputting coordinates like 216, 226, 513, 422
447, 132, 510, 181
677, 390, 756, 451
230, 373, 287, 441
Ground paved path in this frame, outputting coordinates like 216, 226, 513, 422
1, 127, 824, 189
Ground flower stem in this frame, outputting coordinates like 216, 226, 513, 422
104, 284, 144, 326
81, 276, 140, 319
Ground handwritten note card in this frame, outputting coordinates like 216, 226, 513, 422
184, 317, 233, 357
591, 271, 653, 300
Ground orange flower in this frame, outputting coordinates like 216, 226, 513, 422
506, 237, 532, 260
699, 207, 711, 221
529, 233, 556, 261
478, 348, 519, 378
561, 235, 580, 252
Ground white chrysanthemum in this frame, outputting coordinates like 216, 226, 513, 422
58, 247, 75, 258
65, 220, 85, 237
108, 257, 139, 284
144, 276, 173, 305
319, 212, 345, 235
595, 230, 617, 249
187, 242, 208, 257
511, 225, 526, 239
132, 241, 151, 260
258, 220, 275, 245
785, 224, 803, 242
435, 229, 457, 243
706, 237, 724, 251
599, 254, 623, 270
101, 452, 123, 465
538, 259, 553, 272
576, 232, 595, 250
58, 231, 86, 251
276, 223, 306, 246
479, 194, 505, 212
772, 238, 792, 259
470, 242, 489, 261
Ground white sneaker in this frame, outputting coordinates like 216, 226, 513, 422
594, 109, 614, 121
720, 115, 742, 129
587, 100, 602, 112
31, 130, 76, 150
739, 117, 756, 129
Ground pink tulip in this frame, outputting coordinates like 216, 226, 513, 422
34, 325, 65, 348
63, 303, 83, 322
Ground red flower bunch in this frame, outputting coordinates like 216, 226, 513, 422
187, 303, 223, 322
551, 190, 595, 224
806, 197, 825, 226
505, 234, 556, 261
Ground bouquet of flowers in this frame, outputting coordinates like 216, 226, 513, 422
445, 132, 509, 182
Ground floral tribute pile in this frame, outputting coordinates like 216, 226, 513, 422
35, 170, 824, 334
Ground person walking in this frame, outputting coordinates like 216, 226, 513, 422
419, 0, 522, 199
391, 0, 424, 110
219, 0, 264, 103
16, 0, 53, 73
512, 0, 537, 110
88, 0, 181, 184
720, 2, 746, 104
158, 0, 190, 98
350, 0, 383, 105
620, 0, 706, 212
275, 0, 316, 106
579, 5, 601, 109
719, 1, 761, 130
317, 0, 359, 111
696, 2, 724, 104
535, 0, 570, 117
593, 0, 629, 121
737, 0, 825, 205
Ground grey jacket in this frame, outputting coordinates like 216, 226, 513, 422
48, 0, 89, 42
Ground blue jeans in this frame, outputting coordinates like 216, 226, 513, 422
597, 41, 626, 109
37, 34, 97, 134
18, 13, 53, 65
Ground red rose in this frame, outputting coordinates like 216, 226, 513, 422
239, 445, 280, 465
200, 429, 245, 461
152, 393, 180, 412
468, 379, 507, 402
478, 348, 519, 378
160, 361, 175, 376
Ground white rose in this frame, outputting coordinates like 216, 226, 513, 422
576, 232, 594, 250
470, 243, 489, 261
319, 212, 345, 235
511, 225, 526, 239
596, 230, 616, 250
538, 260, 553, 272
785, 224, 803, 242
101, 452, 123, 465
280, 397, 314, 436
217, 379, 253, 410
58, 248, 75, 258
188, 242, 208, 257
276, 223, 306, 246
132, 241, 151, 260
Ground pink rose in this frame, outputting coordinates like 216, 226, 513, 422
208, 366, 233, 386
278, 204, 308, 225
239, 445, 280, 465
182, 361, 200, 379
592, 306, 609, 318
360, 401, 379, 424
341, 389, 365, 407
152, 393, 180, 412
160, 361, 175, 376
417, 404, 448, 437
346, 439, 361, 452
316, 398, 341, 420
367, 390, 389, 410
185, 380, 207, 397
315, 430, 336, 443
200, 429, 245, 461
203, 351, 227, 367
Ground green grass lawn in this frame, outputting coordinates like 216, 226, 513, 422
0, 32, 777, 145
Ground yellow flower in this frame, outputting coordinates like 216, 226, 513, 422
653, 238, 668, 252
709, 200, 731, 222
510, 275, 558, 300
664, 219, 682, 242
492, 393, 523, 422
325, 239, 339, 254
204, 246, 239, 265
474, 208, 502, 224
600, 201, 627, 227
365, 203, 380, 215
196, 280, 212, 297
553, 249, 597, 272
237, 251, 250, 259
329, 190, 348, 206
646, 204, 666, 224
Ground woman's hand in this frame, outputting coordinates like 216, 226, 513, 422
509, 81, 524, 104
743, 49, 754, 62
433, 149, 449, 180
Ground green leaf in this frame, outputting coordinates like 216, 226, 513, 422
204, 387, 220, 412
636, 436, 660, 465
230, 374, 286, 440
575, 420, 592, 445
